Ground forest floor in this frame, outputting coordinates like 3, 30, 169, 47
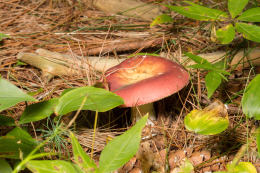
0, 0, 259, 172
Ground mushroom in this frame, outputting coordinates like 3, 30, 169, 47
105, 55, 189, 123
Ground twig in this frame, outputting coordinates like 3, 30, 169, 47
86, 38, 163, 55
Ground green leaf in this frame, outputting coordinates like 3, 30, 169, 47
232, 162, 257, 173
98, 115, 148, 172
61, 88, 75, 96
216, 24, 235, 44
27, 160, 84, 173
238, 7, 260, 22
150, 14, 173, 27
19, 98, 58, 124
70, 132, 97, 172
0, 115, 15, 126
166, 2, 228, 21
184, 100, 229, 135
242, 74, 260, 120
189, 63, 230, 75
228, 0, 249, 18
256, 127, 260, 157
0, 78, 37, 112
0, 159, 12, 173
205, 71, 222, 98
185, 53, 230, 75
0, 127, 37, 159
0, 33, 9, 41
235, 22, 260, 43
55, 86, 124, 115
185, 52, 211, 65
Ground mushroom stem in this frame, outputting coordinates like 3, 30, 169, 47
131, 103, 156, 123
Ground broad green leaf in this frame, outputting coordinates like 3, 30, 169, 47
0, 159, 12, 173
256, 127, 260, 157
70, 132, 97, 172
0, 115, 15, 126
242, 74, 260, 120
185, 53, 230, 75
166, 2, 228, 21
55, 86, 124, 115
216, 24, 235, 44
205, 71, 222, 98
0, 127, 37, 159
7, 127, 36, 144
185, 52, 211, 65
184, 100, 229, 135
150, 14, 173, 27
235, 22, 260, 43
238, 7, 260, 22
228, 0, 249, 18
19, 98, 58, 124
232, 162, 257, 173
27, 160, 83, 173
0, 33, 9, 41
0, 78, 37, 112
188, 63, 230, 75
98, 115, 148, 172
61, 88, 75, 96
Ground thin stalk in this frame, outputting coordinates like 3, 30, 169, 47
66, 96, 87, 129
91, 111, 99, 159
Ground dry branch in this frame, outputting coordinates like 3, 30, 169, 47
17, 48, 260, 79
86, 38, 163, 55
17, 49, 125, 77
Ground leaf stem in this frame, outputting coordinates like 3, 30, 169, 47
91, 111, 99, 159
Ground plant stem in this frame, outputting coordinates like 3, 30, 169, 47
91, 111, 99, 159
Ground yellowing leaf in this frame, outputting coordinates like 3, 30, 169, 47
216, 24, 235, 44
150, 14, 173, 27
184, 100, 229, 135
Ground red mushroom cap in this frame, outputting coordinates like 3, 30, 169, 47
105, 55, 189, 107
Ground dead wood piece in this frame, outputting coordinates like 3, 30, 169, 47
17, 52, 77, 77
36, 48, 125, 72
17, 49, 125, 79
86, 38, 163, 55
92, 0, 162, 21
17, 48, 260, 80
